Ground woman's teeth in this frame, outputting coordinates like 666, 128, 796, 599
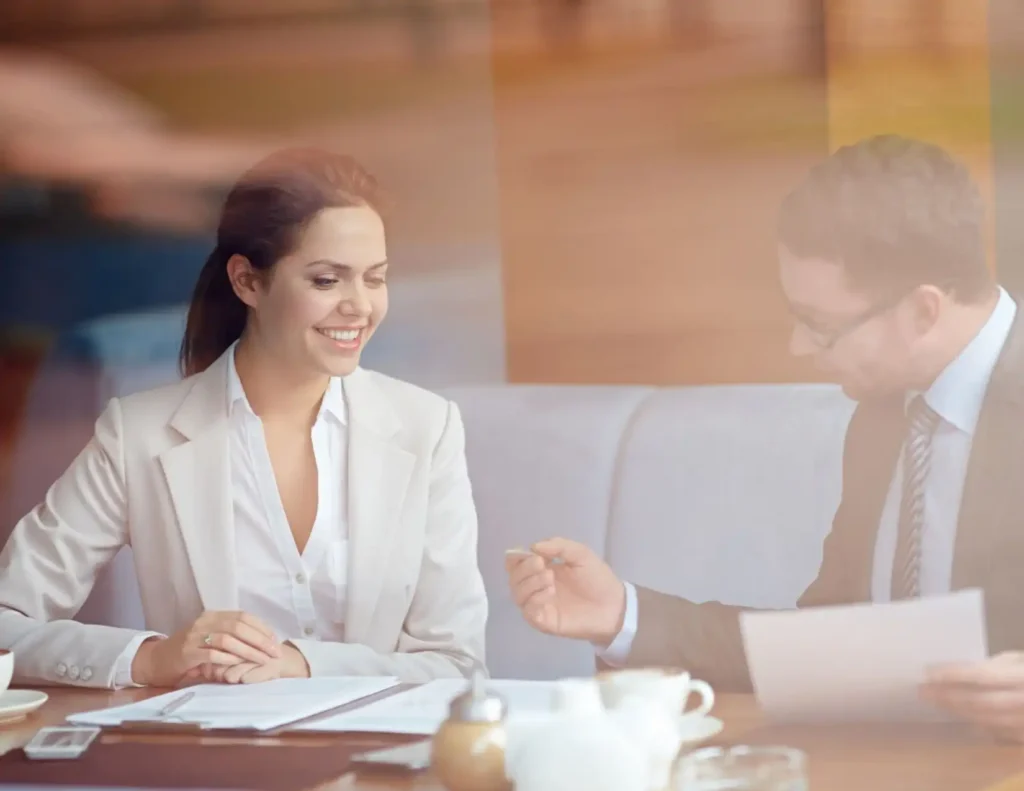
318, 328, 360, 342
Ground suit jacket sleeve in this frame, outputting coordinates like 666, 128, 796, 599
618, 403, 871, 691
0, 398, 145, 688
290, 401, 488, 681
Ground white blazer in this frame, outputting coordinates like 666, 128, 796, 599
0, 350, 488, 688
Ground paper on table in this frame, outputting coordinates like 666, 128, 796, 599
739, 588, 988, 722
294, 678, 558, 734
66, 676, 399, 731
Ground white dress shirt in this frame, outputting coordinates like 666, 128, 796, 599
600, 287, 1018, 666
112, 342, 349, 685
871, 287, 1017, 600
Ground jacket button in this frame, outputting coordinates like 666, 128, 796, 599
82, 668, 93, 682
68, 666, 80, 680
56, 663, 67, 677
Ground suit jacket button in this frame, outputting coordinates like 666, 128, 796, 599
82, 668, 94, 682
68, 666, 80, 680
56, 663, 67, 677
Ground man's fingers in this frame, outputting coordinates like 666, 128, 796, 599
523, 599, 557, 633
927, 652, 1024, 688
521, 587, 556, 628
508, 555, 546, 587
531, 537, 590, 566
512, 570, 555, 607
922, 654, 1024, 741
924, 685, 1024, 719
522, 583, 556, 610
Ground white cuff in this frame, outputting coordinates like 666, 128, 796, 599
594, 581, 637, 667
112, 632, 165, 688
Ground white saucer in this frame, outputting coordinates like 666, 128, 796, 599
0, 690, 49, 725
678, 715, 724, 748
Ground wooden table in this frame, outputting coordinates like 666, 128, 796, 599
3, 687, 1024, 791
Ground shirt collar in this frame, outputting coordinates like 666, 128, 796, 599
226, 340, 347, 425
913, 286, 1017, 435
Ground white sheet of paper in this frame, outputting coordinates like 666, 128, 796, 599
66, 676, 399, 731
294, 678, 558, 734
739, 589, 988, 722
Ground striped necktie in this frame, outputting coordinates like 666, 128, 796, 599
891, 395, 942, 600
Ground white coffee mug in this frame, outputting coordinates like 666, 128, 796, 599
0, 650, 13, 695
597, 668, 714, 721
553, 677, 605, 715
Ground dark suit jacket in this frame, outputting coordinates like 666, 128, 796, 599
621, 309, 1024, 691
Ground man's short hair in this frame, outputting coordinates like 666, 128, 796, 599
778, 135, 992, 302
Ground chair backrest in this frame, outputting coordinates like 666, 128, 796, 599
441, 384, 654, 679
605, 384, 854, 610
439, 382, 852, 678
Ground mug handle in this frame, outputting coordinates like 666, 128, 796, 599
682, 679, 715, 718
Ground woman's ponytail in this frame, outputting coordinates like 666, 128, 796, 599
178, 245, 247, 377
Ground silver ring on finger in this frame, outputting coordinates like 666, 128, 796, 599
202, 633, 214, 647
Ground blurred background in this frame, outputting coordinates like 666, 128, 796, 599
0, 0, 1018, 511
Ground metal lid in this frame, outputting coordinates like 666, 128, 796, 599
447, 670, 507, 723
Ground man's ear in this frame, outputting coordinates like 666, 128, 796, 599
907, 284, 944, 336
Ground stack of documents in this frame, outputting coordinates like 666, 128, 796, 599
67, 677, 399, 731
295, 678, 558, 734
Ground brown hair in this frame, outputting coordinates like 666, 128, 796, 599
179, 147, 385, 377
777, 135, 992, 302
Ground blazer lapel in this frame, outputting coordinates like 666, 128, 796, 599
848, 399, 906, 600
813, 397, 905, 604
342, 368, 415, 644
159, 352, 238, 612
952, 311, 1024, 650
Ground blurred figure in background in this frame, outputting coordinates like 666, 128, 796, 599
0, 147, 488, 688
507, 135, 1024, 742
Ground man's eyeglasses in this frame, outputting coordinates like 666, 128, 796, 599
793, 290, 910, 351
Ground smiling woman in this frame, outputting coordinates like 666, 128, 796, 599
180, 148, 391, 378
0, 147, 489, 689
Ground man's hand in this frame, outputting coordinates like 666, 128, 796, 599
181, 643, 310, 685
920, 651, 1024, 742
132, 611, 281, 687
505, 537, 626, 646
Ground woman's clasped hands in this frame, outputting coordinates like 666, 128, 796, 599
130, 610, 310, 687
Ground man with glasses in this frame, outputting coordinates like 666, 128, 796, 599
506, 135, 1024, 740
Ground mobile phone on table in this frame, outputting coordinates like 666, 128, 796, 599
23, 726, 101, 760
